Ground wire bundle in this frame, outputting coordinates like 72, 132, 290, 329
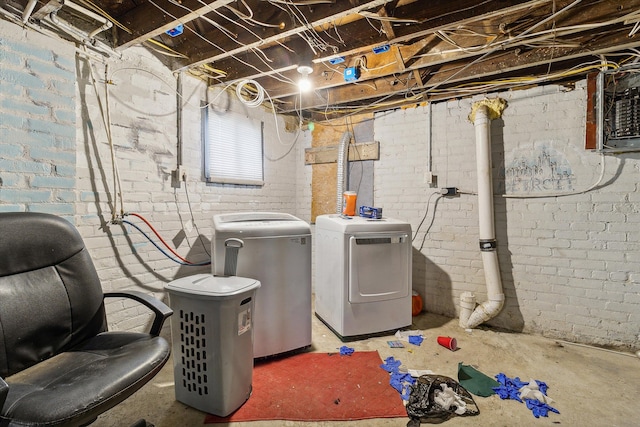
123, 212, 211, 266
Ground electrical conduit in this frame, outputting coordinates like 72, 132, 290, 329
460, 99, 507, 329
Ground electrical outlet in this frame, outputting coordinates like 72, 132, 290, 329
440, 187, 458, 196
171, 167, 182, 188
424, 171, 437, 187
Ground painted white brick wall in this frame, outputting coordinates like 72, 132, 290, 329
3, 18, 638, 350
74, 47, 308, 333
0, 21, 76, 217
1, 19, 307, 335
374, 84, 640, 350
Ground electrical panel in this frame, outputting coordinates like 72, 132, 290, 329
596, 66, 640, 152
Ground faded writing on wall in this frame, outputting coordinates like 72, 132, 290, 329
501, 144, 574, 193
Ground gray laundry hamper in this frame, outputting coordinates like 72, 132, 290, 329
166, 273, 260, 416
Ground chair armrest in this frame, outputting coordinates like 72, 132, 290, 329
0, 376, 8, 411
104, 291, 173, 336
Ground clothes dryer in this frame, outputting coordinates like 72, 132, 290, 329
314, 214, 412, 340
212, 212, 311, 358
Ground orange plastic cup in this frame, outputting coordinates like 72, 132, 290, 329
437, 336, 457, 351
342, 191, 357, 216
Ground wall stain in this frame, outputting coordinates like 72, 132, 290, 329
109, 120, 175, 181
500, 144, 575, 193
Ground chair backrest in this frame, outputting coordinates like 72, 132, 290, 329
0, 212, 108, 378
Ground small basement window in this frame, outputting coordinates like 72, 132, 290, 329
204, 108, 264, 185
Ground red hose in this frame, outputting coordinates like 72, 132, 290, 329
128, 212, 192, 264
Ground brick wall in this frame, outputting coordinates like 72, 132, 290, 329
374, 85, 640, 351
2, 17, 638, 349
0, 25, 76, 217
1, 19, 306, 334
75, 47, 306, 332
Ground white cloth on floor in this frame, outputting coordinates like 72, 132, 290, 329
519, 378, 554, 404
433, 383, 467, 415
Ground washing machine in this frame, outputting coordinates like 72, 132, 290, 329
212, 212, 312, 358
314, 214, 412, 341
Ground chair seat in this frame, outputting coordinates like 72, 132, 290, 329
1, 332, 170, 427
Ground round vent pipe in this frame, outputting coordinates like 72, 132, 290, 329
460, 99, 507, 329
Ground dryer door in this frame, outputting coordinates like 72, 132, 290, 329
348, 233, 410, 303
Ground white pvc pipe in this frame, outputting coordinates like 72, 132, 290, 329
460, 104, 505, 329
88, 20, 113, 39
49, 10, 89, 44
475, 106, 495, 243
458, 291, 476, 328
64, 0, 110, 25
22, 0, 38, 23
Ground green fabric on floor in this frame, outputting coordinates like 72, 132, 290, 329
457, 362, 499, 397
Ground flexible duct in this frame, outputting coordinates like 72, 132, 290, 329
460, 100, 507, 329
336, 131, 352, 214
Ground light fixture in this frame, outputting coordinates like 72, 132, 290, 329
297, 62, 313, 92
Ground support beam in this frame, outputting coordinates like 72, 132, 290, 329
114, 0, 235, 49
301, 30, 640, 120
305, 141, 379, 165
179, 0, 541, 76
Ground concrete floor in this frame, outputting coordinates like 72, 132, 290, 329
94, 310, 639, 427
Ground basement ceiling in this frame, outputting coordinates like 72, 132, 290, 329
4, 0, 640, 121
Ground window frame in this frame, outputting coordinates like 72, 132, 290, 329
203, 106, 265, 186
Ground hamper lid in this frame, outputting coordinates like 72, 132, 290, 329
165, 273, 260, 298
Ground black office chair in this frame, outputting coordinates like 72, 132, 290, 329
0, 212, 173, 426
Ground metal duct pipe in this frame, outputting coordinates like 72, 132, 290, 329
335, 131, 352, 214
460, 100, 507, 329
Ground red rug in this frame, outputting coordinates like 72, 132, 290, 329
204, 351, 407, 423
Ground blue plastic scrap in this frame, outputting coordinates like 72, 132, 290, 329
408, 335, 424, 346
526, 399, 560, 418
390, 372, 414, 400
493, 373, 528, 402
339, 345, 354, 356
492, 373, 559, 418
165, 24, 184, 37
380, 356, 415, 401
535, 380, 549, 395
372, 44, 390, 54
380, 356, 402, 372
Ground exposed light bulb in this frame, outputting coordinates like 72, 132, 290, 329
298, 76, 312, 92
297, 63, 313, 92
297, 64, 313, 75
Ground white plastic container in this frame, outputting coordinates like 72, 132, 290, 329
165, 273, 260, 416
